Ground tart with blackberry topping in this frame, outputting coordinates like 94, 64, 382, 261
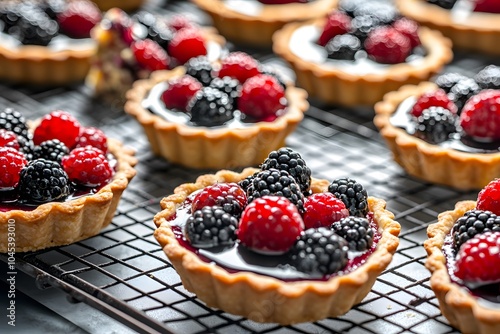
272, 0, 453, 107
425, 178, 500, 333
153, 147, 400, 324
396, 0, 500, 55
0, 0, 102, 85
374, 64, 500, 190
191, 0, 337, 48
0, 109, 137, 252
124, 51, 308, 169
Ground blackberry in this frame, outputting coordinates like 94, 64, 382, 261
338, 0, 366, 17
350, 15, 380, 42
474, 65, 500, 90
32, 139, 69, 163
18, 158, 71, 204
353, 2, 400, 25
434, 72, 469, 93
415, 106, 457, 144
448, 78, 481, 112
188, 87, 234, 126
289, 227, 349, 276
7, 4, 58, 46
0, 107, 34, 157
332, 216, 374, 251
184, 206, 238, 248
452, 210, 500, 251
238, 173, 256, 192
42, 0, 66, 20
328, 177, 368, 217
185, 56, 214, 86
260, 147, 311, 195
132, 10, 157, 29
325, 33, 361, 60
209, 76, 241, 107
246, 168, 305, 211
427, 0, 458, 10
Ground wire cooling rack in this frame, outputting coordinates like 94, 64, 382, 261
1, 0, 499, 333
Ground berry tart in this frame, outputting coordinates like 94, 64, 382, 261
0, 0, 102, 85
191, 0, 337, 48
91, 0, 145, 12
124, 51, 309, 169
86, 8, 226, 104
374, 64, 500, 190
0, 109, 137, 252
396, 0, 500, 55
425, 178, 500, 333
153, 147, 400, 324
272, 0, 453, 107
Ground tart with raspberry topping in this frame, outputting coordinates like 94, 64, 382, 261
124, 52, 308, 169
272, 0, 453, 106
396, 0, 500, 55
153, 148, 400, 324
0, 109, 137, 252
191, 0, 337, 48
374, 64, 500, 190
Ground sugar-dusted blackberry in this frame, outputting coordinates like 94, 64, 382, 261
246, 168, 305, 211
184, 206, 239, 248
434, 72, 469, 93
42, 0, 66, 20
185, 56, 214, 86
259, 65, 287, 90
209, 76, 241, 107
415, 106, 457, 144
349, 14, 380, 42
427, 0, 458, 10
260, 147, 311, 194
328, 177, 368, 217
18, 158, 71, 204
132, 10, 157, 29
32, 139, 69, 163
9, 4, 58, 46
332, 216, 374, 251
325, 33, 361, 60
353, 2, 400, 25
337, 0, 366, 17
448, 78, 481, 112
451, 209, 500, 251
474, 65, 500, 90
188, 86, 234, 126
289, 227, 349, 276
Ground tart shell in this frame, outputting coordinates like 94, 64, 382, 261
425, 200, 500, 334
0, 138, 137, 253
153, 168, 401, 325
124, 67, 309, 170
373, 82, 500, 191
273, 21, 453, 107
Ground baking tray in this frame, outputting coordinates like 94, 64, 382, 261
1, 0, 499, 333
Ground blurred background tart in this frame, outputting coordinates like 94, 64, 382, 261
91, 0, 145, 11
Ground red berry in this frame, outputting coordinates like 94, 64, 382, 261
302, 193, 349, 229
454, 231, 500, 284
477, 179, 500, 215
62, 146, 113, 187
0, 129, 20, 150
216, 52, 261, 84
474, 0, 500, 13
168, 14, 196, 31
459, 89, 500, 141
393, 18, 421, 49
76, 127, 108, 153
317, 10, 351, 47
0, 147, 27, 189
132, 39, 170, 71
238, 196, 304, 254
411, 89, 457, 117
161, 75, 202, 111
238, 74, 287, 121
192, 182, 247, 215
57, 0, 102, 38
33, 110, 81, 148
168, 28, 207, 65
365, 26, 412, 64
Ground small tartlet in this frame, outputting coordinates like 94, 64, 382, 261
425, 200, 500, 334
153, 168, 401, 325
396, 0, 500, 56
273, 20, 453, 107
373, 82, 500, 191
191, 0, 338, 48
124, 67, 309, 169
0, 138, 137, 253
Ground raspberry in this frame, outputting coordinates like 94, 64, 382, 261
0, 147, 27, 189
75, 127, 108, 153
0, 129, 20, 150
475, 65, 500, 90
332, 216, 375, 251
237, 74, 287, 122
57, 0, 102, 38
325, 34, 361, 60
33, 110, 81, 148
414, 106, 457, 144
393, 18, 421, 48
161, 75, 202, 111
62, 146, 113, 187
131, 39, 170, 71
302, 193, 349, 229
32, 139, 69, 163
317, 10, 351, 46
474, 0, 500, 13
168, 14, 196, 32
477, 179, 500, 216
185, 56, 214, 86
411, 89, 457, 117
185, 206, 239, 248
216, 52, 261, 85
187, 87, 234, 126
459, 89, 500, 141
328, 177, 368, 217
365, 26, 412, 64
454, 232, 500, 284
191, 183, 247, 216
452, 210, 500, 251
238, 196, 304, 254
168, 27, 207, 65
